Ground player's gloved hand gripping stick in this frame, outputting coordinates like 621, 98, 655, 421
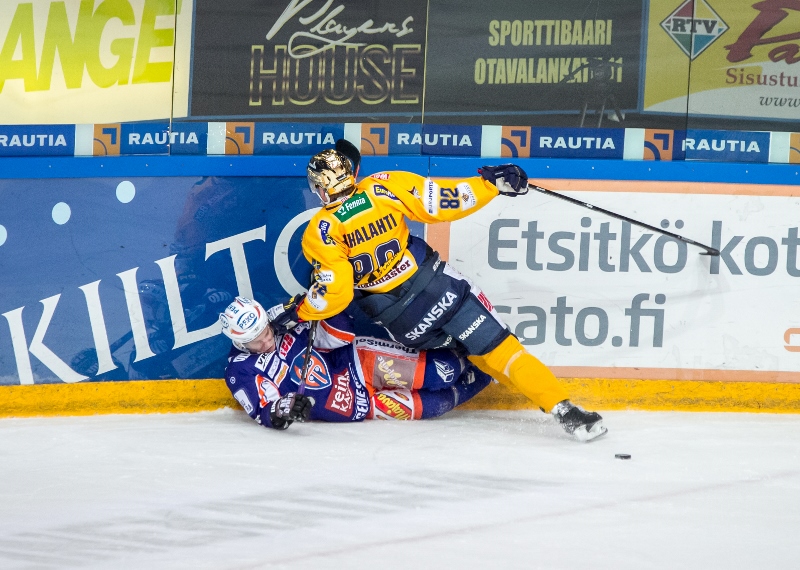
296, 320, 319, 397
267, 298, 317, 430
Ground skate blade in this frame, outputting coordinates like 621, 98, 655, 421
573, 421, 608, 443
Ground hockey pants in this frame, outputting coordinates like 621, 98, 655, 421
357, 257, 569, 413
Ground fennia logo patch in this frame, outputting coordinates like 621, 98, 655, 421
333, 193, 373, 222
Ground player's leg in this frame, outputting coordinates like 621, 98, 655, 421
371, 368, 492, 420
436, 266, 606, 441
356, 258, 605, 439
468, 335, 567, 412
431, 264, 569, 412
418, 348, 467, 391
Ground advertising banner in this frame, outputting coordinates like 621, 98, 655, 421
644, 0, 800, 121
0, 0, 193, 125
0, 176, 316, 385
0, 125, 74, 156
444, 179, 800, 381
424, 0, 643, 124
190, 0, 427, 122
500, 127, 625, 159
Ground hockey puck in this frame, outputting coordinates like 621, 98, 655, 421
615, 454, 631, 460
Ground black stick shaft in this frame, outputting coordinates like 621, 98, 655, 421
296, 320, 319, 396
529, 185, 720, 256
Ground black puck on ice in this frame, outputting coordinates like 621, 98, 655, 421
615, 454, 631, 460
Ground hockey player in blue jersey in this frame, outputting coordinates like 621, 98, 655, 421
219, 297, 491, 430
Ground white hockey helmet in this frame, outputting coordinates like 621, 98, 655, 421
219, 297, 270, 351
307, 148, 356, 206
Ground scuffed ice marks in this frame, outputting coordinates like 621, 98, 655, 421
0, 470, 533, 568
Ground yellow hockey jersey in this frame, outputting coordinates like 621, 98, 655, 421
298, 171, 500, 321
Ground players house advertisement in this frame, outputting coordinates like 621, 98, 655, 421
644, 0, 800, 120
0, 0, 193, 125
189, 0, 426, 121
423, 0, 642, 122
445, 181, 800, 381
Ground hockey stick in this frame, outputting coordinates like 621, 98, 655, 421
336, 138, 362, 175
528, 184, 720, 256
296, 320, 319, 396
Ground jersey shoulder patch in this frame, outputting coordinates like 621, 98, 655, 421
333, 192, 374, 222
371, 184, 399, 201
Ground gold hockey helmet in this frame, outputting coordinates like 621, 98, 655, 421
307, 149, 356, 206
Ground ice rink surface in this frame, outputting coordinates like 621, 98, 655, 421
1, 409, 799, 570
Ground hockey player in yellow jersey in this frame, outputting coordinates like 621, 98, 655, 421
270, 140, 606, 442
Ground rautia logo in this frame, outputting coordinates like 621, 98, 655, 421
0, 134, 67, 148
661, 0, 728, 59
262, 132, 336, 145
539, 136, 616, 150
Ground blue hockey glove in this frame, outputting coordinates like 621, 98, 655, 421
478, 164, 529, 196
267, 294, 306, 335
269, 392, 314, 430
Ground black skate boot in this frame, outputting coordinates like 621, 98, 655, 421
551, 400, 607, 442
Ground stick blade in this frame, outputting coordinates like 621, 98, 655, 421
336, 138, 361, 175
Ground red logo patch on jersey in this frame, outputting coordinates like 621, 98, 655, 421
373, 392, 413, 420
325, 370, 354, 416
477, 292, 494, 312
371, 173, 390, 180
279, 334, 295, 358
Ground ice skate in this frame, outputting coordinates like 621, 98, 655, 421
551, 400, 607, 442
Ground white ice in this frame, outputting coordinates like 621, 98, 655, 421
1, 409, 799, 569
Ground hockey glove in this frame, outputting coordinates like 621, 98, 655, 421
267, 294, 306, 335
269, 393, 315, 430
479, 164, 529, 196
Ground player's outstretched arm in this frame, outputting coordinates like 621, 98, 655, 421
267, 294, 306, 335
268, 296, 355, 349
478, 164, 529, 196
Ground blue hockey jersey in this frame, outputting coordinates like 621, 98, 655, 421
223, 313, 429, 427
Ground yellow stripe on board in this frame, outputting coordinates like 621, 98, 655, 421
0, 380, 236, 418
459, 379, 800, 414
1, 377, 800, 418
